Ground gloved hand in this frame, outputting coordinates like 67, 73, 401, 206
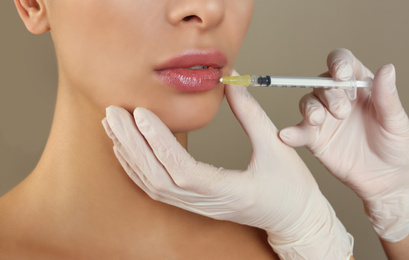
102, 74, 353, 259
280, 48, 409, 242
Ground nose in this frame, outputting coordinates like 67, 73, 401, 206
166, 0, 226, 30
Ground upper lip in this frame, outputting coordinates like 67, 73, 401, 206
155, 49, 228, 71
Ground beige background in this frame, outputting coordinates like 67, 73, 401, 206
2, 1, 408, 259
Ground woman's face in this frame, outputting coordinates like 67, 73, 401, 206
46, 0, 254, 132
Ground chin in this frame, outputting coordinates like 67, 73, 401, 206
165, 118, 213, 133
159, 107, 220, 133
153, 98, 223, 134
145, 87, 225, 133
113, 85, 225, 134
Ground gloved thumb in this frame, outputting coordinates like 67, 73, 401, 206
371, 64, 406, 133
224, 76, 281, 156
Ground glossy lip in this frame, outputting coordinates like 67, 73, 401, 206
154, 50, 227, 92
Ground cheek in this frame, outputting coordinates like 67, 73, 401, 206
51, 1, 159, 105
219, 1, 254, 66
49, 4, 174, 129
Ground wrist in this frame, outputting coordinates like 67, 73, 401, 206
364, 191, 409, 242
357, 165, 409, 242
267, 195, 353, 260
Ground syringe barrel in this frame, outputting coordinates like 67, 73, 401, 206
249, 75, 372, 100
250, 75, 360, 88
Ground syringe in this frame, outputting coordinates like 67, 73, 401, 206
220, 75, 373, 100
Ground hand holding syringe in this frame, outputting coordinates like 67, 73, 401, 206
219, 75, 373, 100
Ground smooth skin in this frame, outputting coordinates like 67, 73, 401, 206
0, 0, 281, 259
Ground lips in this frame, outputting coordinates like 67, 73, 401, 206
155, 50, 227, 92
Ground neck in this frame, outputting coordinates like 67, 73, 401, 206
30, 82, 189, 237
2, 82, 276, 259
39, 81, 188, 177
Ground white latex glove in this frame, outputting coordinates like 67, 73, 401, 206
280, 48, 409, 242
102, 77, 353, 259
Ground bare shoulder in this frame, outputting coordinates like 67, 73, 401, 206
0, 187, 45, 260
0, 193, 54, 260
0, 193, 19, 259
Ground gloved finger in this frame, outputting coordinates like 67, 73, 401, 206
299, 92, 327, 126
224, 83, 280, 157
106, 106, 179, 194
327, 48, 374, 102
279, 123, 317, 148
112, 145, 156, 198
102, 117, 121, 147
313, 72, 352, 120
106, 106, 154, 165
372, 64, 408, 135
313, 88, 352, 119
327, 48, 374, 81
114, 143, 197, 202
279, 92, 326, 147
114, 145, 212, 211
117, 145, 224, 213
133, 107, 234, 195
313, 48, 374, 119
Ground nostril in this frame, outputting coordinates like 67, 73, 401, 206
182, 15, 202, 23
183, 15, 194, 21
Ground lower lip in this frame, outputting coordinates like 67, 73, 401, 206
156, 68, 222, 92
